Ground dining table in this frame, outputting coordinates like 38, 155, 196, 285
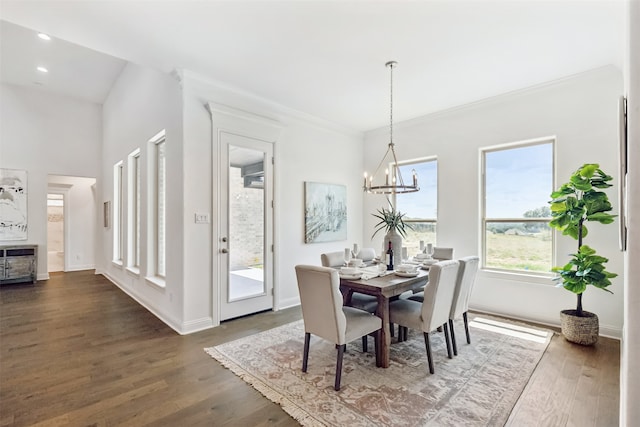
339, 267, 429, 368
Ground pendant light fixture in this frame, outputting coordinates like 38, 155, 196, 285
363, 61, 419, 194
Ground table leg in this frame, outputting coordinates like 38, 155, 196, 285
376, 295, 391, 368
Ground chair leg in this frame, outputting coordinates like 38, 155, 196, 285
335, 344, 345, 391
374, 330, 382, 367
423, 332, 434, 374
463, 311, 471, 344
402, 326, 409, 341
390, 322, 395, 337
302, 332, 310, 372
449, 319, 458, 356
443, 322, 453, 359
362, 335, 368, 353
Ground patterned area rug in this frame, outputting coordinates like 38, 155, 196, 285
205, 315, 552, 427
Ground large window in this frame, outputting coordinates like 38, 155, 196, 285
482, 139, 554, 273
127, 149, 141, 270
395, 158, 438, 259
113, 161, 124, 263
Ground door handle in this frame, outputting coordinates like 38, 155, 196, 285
221, 248, 229, 254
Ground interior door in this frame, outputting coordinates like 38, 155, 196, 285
219, 132, 274, 321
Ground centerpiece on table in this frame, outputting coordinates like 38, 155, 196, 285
371, 200, 412, 270
549, 163, 617, 345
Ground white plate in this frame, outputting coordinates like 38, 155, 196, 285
420, 265, 431, 270
395, 271, 419, 278
339, 272, 363, 280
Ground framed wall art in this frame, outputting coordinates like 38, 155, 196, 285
0, 168, 28, 240
304, 182, 347, 243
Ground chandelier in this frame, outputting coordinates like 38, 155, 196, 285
363, 61, 419, 194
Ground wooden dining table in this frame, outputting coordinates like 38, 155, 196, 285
339, 269, 429, 368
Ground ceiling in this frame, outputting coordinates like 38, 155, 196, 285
0, 1, 626, 132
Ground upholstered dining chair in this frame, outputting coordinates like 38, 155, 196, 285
409, 247, 455, 296
388, 260, 460, 374
295, 265, 382, 391
448, 256, 480, 355
432, 247, 454, 261
355, 247, 376, 262
320, 252, 378, 314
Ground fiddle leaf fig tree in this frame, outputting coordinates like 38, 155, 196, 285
549, 164, 617, 316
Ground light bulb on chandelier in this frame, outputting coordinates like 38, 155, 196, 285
363, 61, 419, 194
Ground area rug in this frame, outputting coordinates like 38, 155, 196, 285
205, 315, 552, 427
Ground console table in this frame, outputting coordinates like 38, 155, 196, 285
0, 244, 38, 284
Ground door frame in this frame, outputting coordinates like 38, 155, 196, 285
46, 185, 71, 273
207, 102, 283, 325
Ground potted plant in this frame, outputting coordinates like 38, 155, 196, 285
371, 200, 411, 269
549, 163, 617, 345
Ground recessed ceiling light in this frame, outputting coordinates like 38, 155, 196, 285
37, 33, 51, 41
37, 66, 48, 73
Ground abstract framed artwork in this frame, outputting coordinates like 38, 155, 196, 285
304, 182, 347, 243
0, 168, 28, 240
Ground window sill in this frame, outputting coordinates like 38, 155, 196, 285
480, 268, 556, 286
126, 266, 140, 277
111, 260, 123, 269
145, 275, 166, 289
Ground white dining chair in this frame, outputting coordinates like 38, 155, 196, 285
320, 252, 378, 314
389, 260, 460, 374
433, 247, 454, 261
295, 265, 382, 391
355, 247, 376, 262
448, 256, 480, 355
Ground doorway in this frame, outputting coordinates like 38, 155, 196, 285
219, 132, 274, 321
47, 193, 65, 272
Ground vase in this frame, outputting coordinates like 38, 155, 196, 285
560, 309, 599, 345
383, 229, 403, 270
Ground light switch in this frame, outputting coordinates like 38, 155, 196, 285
195, 213, 210, 224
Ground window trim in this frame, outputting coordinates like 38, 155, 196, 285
112, 160, 124, 265
480, 137, 555, 276
127, 148, 141, 274
146, 129, 166, 284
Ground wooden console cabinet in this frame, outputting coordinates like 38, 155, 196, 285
0, 245, 38, 284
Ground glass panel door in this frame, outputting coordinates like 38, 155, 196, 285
219, 132, 273, 320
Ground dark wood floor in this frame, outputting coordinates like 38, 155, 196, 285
0, 271, 620, 426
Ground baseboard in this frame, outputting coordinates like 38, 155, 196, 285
66, 264, 95, 272
181, 317, 216, 335
100, 272, 183, 335
277, 296, 301, 311
470, 304, 622, 340
37, 273, 50, 281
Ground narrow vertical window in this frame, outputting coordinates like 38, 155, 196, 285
147, 130, 167, 280
395, 159, 438, 257
127, 149, 141, 271
482, 139, 554, 273
153, 132, 166, 278
113, 161, 124, 263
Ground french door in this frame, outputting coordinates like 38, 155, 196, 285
219, 132, 274, 321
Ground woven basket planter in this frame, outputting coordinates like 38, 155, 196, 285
560, 309, 599, 345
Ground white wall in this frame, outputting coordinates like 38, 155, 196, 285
180, 71, 364, 332
363, 66, 625, 337
0, 83, 102, 278
101, 63, 184, 331
48, 174, 97, 272
621, 1, 639, 424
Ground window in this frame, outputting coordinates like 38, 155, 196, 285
482, 139, 554, 273
151, 130, 166, 278
395, 158, 438, 258
113, 161, 124, 263
127, 149, 141, 270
